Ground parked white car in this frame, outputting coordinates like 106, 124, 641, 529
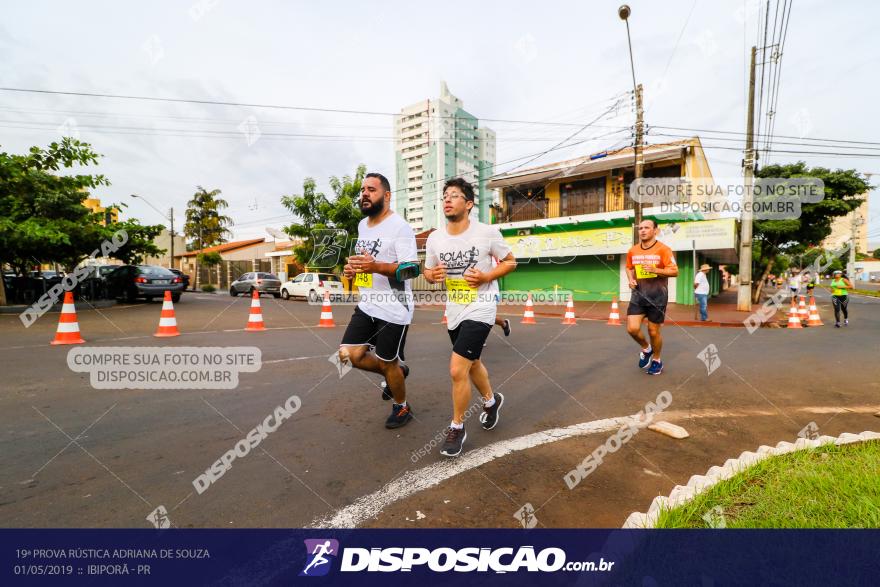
280, 272, 344, 302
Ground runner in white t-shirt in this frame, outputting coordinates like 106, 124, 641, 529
339, 173, 418, 430
424, 177, 517, 457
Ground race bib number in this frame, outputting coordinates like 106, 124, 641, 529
635, 264, 658, 279
446, 278, 476, 305
354, 272, 373, 288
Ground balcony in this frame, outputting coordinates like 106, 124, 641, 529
498, 194, 633, 223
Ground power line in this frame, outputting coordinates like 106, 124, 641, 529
651, 125, 880, 147
650, 131, 880, 152
497, 99, 626, 176
763, 0, 793, 159
0, 86, 631, 129
228, 128, 632, 229
0, 119, 632, 143
694, 143, 880, 158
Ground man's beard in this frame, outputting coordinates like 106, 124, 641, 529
361, 198, 384, 217
444, 210, 467, 222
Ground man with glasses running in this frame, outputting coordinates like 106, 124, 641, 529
424, 178, 517, 457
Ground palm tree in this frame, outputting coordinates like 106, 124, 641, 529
184, 186, 233, 250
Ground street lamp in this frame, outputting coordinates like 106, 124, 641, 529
130, 194, 176, 268
618, 4, 644, 243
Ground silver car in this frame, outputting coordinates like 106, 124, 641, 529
229, 272, 282, 298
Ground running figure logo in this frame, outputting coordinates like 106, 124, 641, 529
300, 539, 339, 576
514, 503, 538, 529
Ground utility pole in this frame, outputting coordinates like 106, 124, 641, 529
737, 46, 757, 311
195, 224, 203, 291
848, 212, 863, 278
632, 83, 644, 243
169, 207, 175, 269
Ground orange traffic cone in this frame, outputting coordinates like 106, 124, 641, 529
50, 291, 85, 345
154, 291, 180, 337
806, 295, 823, 326
317, 291, 335, 328
798, 295, 808, 320
521, 294, 537, 324
442, 308, 448, 324
607, 297, 621, 326
246, 289, 266, 331
561, 294, 577, 325
786, 297, 803, 329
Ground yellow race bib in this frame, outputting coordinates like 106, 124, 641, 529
446, 278, 477, 305
635, 264, 658, 279
354, 272, 373, 288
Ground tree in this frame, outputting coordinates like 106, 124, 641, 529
102, 215, 166, 265
184, 186, 232, 251
282, 165, 366, 272
326, 164, 366, 243
873, 247, 880, 259
197, 251, 223, 288
750, 162, 871, 302
0, 140, 167, 305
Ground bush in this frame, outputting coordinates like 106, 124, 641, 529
201, 284, 216, 293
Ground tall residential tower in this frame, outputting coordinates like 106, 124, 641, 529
394, 82, 496, 232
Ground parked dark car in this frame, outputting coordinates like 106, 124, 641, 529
106, 265, 186, 302
168, 268, 191, 290
229, 272, 282, 297
29, 270, 65, 289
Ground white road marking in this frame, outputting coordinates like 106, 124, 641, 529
262, 355, 327, 364
307, 404, 880, 528
308, 415, 635, 528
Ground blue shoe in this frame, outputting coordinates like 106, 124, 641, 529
638, 348, 653, 369
646, 360, 664, 375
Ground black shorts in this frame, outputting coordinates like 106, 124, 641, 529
626, 290, 667, 324
340, 306, 408, 362
448, 320, 492, 360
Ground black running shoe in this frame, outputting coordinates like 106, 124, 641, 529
440, 427, 467, 457
502, 319, 511, 337
385, 403, 413, 429
479, 392, 504, 430
381, 363, 409, 401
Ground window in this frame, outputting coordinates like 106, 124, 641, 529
292, 274, 305, 283
319, 274, 341, 282
304, 274, 314, 282
560, 177, 606, 216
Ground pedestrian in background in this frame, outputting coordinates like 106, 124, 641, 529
829, 270, 853, 328
788, 272, 800, 297
694, 264, 711, 321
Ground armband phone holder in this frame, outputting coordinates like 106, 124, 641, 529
395, 262, 421, 281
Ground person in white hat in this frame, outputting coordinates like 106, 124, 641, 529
694, 263, 711, 321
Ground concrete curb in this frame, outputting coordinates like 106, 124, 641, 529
621, 430, 880, 528
0, 300, 118, 314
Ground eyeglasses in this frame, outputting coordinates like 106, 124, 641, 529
442, 193, 466, 202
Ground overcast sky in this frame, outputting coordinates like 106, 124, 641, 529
2, 0, 878, 248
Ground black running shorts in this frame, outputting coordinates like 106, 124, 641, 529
341, 306, 408, 362
626, 289, 667, 324
447, 320, 492, 360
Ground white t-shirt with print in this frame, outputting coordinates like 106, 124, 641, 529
353, 213, 418, 325
424, 221, 512, 330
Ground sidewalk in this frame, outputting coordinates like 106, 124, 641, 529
508, 287, 764, 328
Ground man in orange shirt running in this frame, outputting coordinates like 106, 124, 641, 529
625, 219, 678, 375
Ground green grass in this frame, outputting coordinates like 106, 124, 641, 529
654, 440, 880, 528
819, 285, 880, 298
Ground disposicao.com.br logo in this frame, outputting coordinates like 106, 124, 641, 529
300, 541, 615, 575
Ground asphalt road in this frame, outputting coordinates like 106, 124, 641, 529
1, 290, 878, 528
